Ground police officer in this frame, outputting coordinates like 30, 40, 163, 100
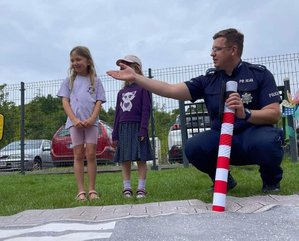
107, 28, 284, 193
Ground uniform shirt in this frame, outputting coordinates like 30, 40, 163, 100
57, 75, 106, 129
112, 83, 152, 141
185, 61, 281, 132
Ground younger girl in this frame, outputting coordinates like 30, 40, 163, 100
112, 55, 153, 198
57, 46, 106, 201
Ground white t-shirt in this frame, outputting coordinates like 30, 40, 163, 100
57, 75, 106, 128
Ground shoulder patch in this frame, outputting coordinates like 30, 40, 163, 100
205, 68, 216, 76
248, 63, 267, 72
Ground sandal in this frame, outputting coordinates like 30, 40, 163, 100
136, 189, 147, 199
122, 188, 133, 198
75, 191, 87, 201
88, 190, 100, 200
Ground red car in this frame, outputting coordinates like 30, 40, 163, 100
51, 120, 115, 166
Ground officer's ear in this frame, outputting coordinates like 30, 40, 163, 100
231, 45, 238, 56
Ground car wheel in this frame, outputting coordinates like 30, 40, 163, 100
168, 153, 177, 164
32, 157, 42, 170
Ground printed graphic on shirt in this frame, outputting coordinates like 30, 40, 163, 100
88, 86, 95, 94
242, 92, 253, 104
120, 91, 136, 112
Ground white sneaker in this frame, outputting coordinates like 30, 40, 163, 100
122, 189, 133, 198
136, 189, 147, 199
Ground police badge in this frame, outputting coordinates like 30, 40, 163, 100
241, 92, 253, 104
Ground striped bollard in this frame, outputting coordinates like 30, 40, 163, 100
212, 80, 238, 212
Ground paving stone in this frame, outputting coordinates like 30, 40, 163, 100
1, 195, 299, 227
253, 204, 278, 213
226, 200, 243, 212
235, 202, 265, 213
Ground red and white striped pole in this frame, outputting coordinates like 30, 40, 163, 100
212, 80, 238, 212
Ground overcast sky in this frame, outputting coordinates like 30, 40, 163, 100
1, 0, 299, 84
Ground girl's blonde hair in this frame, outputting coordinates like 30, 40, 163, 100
123, 62, 143, 87
68, 46, 97, 92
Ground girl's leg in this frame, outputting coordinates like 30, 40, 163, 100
136, 161, 147, 198
122, 161, 132, 185
136, 161, 147, 186
73, 144, 86, 199
70, 127, 86, 200
85, 143, 97, 196
122, 161, 133, 197
84, 126, 99, 199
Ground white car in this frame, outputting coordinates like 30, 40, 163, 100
0, 139, 52, 171
168, 112, 211, 163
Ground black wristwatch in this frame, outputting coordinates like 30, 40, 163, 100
243, 108, 252, 121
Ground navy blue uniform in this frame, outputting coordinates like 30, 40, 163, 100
184, 61, 283, 186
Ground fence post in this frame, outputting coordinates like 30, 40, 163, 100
277, 86, 287, 140
20, 82, 25, 174
284, 77, 298, 162
148, 68, 159, 170
179, 100, 189, 167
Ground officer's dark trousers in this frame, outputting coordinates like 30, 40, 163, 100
185, 125, 284, 186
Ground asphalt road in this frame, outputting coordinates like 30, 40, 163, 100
1, 195, 299, 241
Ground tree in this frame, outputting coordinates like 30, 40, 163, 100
99, 106, 115, 127
149, 104, 179, 162
24, 95, 65, 140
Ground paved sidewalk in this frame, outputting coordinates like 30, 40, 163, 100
0, 194, 299, 227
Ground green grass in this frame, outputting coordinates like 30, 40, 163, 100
0, 159, 299, 216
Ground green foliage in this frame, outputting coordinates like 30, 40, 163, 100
100, 107, 115, 127
0, 89, 181, 150
150, 106, 178, 162
24, 95, 66, 140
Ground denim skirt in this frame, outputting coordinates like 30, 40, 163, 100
114, 122, 153, 163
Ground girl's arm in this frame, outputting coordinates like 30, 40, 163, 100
112, 93, 121, 141
83, 100, 102, 127
62, 97, 83, 127
139, 89, 152, 138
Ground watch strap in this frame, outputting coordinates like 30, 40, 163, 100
244, 108, 251, 121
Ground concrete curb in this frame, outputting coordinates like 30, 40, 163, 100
0, 194, 298, 227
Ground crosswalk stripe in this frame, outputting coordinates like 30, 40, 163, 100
3, 231, 112, 241
0, 221, 116, 240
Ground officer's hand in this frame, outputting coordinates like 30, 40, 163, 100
107, 63, 137, 82
225, 93, 246, 119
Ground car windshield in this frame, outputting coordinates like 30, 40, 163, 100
177, 113, 210, 128
185, 114, 211, 128
24, 140, 42, 149
58, 128, 70, 137
1, 140, 42, 151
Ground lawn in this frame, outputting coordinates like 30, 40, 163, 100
0, 158, 298, 216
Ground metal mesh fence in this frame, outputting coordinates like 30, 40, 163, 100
0, 53, 298, 174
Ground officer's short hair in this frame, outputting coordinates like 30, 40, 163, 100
213, 28, 244, 57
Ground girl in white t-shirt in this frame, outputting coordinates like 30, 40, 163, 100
57, 46, 106, 201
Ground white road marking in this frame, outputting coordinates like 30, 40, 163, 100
0, 221, 116, 240
4, 232, 112, 241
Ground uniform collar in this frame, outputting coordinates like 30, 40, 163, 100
231, 60, 243, 76
220, 60, 243, 77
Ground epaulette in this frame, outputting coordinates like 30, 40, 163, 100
247, 63, 267, 72
205, 67, 216, 76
